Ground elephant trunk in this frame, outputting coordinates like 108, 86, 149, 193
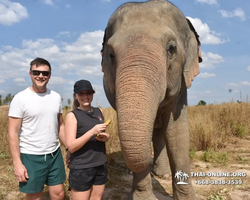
115, 41, 166, 172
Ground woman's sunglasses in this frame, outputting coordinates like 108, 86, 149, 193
31, 70, 50, 77
78, 91, 93, 96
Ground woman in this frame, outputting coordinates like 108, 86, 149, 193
65, 79, 110, 200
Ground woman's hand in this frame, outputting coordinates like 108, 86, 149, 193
95, 132, 110, 142
92, 124, 107, 136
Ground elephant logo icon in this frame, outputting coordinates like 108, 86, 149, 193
174, 170, 189, 185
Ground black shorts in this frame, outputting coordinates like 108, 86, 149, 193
69, 163, 108, 191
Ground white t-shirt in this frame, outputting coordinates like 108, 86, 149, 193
8, 87, 62, 155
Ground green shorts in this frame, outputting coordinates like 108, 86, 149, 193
19, 147, 66, 194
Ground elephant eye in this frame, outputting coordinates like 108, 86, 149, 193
109, 53, 116, 65
109, 53, 115, 59
167, 42, 177, 59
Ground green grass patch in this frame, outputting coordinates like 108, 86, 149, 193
201, 149, 228, 164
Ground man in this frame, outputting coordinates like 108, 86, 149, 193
8, 57, 66, 200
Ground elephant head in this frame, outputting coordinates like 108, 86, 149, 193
102, 0, 201, 173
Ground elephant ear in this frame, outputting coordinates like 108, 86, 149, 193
101, 27, 116, 98
100, 28, 107, 57
183, 18, 202, 89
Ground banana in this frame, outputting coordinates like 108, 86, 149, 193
104, 119, 111, 126
97, 119, 111, 137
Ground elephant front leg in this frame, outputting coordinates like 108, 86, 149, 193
165, 95, 198, 200
152, 128, 170, 178
128, 167, 157, 200
166, 124, 198, 200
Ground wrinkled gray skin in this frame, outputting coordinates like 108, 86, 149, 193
101, 0, 202, 199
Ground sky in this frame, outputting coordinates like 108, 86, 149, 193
0, 0, 249, 108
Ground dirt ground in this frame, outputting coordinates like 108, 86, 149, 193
2, 137, 250, 200
102, 163, 250, 200
102, 137, 250, 200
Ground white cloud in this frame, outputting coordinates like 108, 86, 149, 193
58, 31, 70, 36
0, 0, 28, 26
0, 49, 30, 77
204, 90, 213, 94
66, 4, 71, 8
63, 31, 103, 53
218, 8, 246, 21
65, 44, 95, 53
199, 52, 224, 69
227, 83, 238, 87
22, 38, 55, 49
3, 45, 13, 51
197, 72, 216, 78
189, 90, 214, 102
206, 52, 224, 63
14, 78, 25, 82
49, 76, 68, 85
240, 81, 250, 86
227, 81, 250, 87
247, 66, 250, 71
186, 17, 227, 45
79, 65, 103, 76
0, 79, 5, 83
196, 0, 218, 5
0, 30, 104, 81
92, 84, 103, 95
0, 30, 107, 105
41, 0, 53, 6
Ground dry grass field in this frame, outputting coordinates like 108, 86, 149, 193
0, 102, 250, 200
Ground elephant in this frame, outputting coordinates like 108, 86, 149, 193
101, 0, 202, 199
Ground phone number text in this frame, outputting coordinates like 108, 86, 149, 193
194, 179, 243, 185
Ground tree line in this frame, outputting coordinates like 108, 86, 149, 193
0, 94, 14, 106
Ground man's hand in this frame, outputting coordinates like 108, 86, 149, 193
14, 163, 29, 182
66, 151, 70, 168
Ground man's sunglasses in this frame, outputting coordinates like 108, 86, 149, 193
31, 70, 50, 77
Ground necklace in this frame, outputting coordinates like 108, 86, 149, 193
77, 106, 93, 112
